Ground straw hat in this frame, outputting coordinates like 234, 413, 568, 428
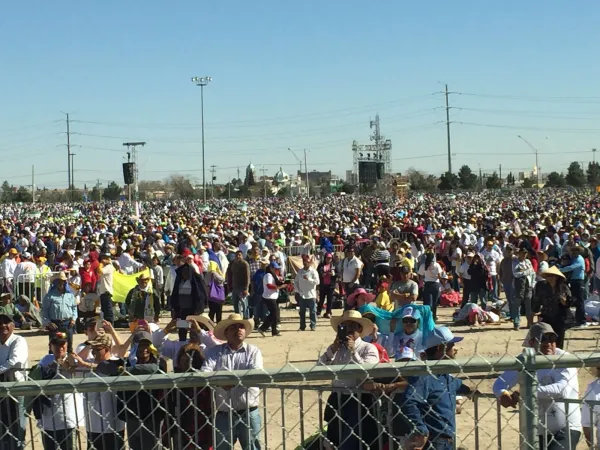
540, 266, 566, 280
186, 313, 216, 332
52, 272, 68, 282
330, 310, 374, 337
213, 313, 254, 341
136, 272, 151, 282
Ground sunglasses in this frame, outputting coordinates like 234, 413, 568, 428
402, 318, 417, 324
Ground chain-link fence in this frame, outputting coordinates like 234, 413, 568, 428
1, 350, 599, 449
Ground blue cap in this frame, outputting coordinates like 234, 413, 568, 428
401, 306, 421, 320
270, 261, 281, 270
424, 326, 463, 349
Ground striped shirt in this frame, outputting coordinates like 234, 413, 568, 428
372, 249, 391, 266
201, 342, 263, 411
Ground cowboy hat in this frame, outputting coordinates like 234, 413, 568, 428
540, 266, 566, 280
136, 272, 151, 282
186, 313, 216, 332
52, 272, 68, 282
213, 313, 254, 341
330, 310, 374, 337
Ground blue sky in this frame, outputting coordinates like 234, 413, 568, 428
2, 1, 600, 189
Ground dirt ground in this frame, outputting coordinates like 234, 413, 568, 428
19, 302, 599, 450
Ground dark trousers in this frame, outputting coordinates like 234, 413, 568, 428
99, 292, 114, 325
0, 397, 24, 450
325, 393, 376, 450
42, 428, 75, 450
318, 284, 334, 315
208, 301, 223, 323
570, 279, 586, 324
539, 429, 580, 450
87, 431, 125, 450
177, 307, 197, 341
423, 281, 441, 319
50, 319, 75, 353
126, 419, 160, 450
259, 297, 280, 335
461, 279, 471, 307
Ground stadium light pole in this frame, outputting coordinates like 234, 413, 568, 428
191, 76, 212, 203
517, 135, 546, 187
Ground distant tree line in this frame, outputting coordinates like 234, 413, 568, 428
406, 161, 600, 192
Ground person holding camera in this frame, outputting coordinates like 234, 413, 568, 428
257, 261, 287, 337
318, 310, 379, 449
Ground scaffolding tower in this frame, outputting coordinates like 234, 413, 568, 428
351, 114, 392, 184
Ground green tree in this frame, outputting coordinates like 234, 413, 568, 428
565, 161, 586, 187
90, 186, 102, 201
438, 172, 459, 191
544, 172, 567, 188
485, 171, 502, 189
587, 162, 600, 186
339, 182, 356, 194
13, 186, 31, 203
0, 181, 13, 203
277, 186, 291, 198
522, 178, 535, 189
407, 169, 438, 192
506, 172, 515, 186
102, 181, 123, 201
236, 184, 250, 198
458, 165, 478, 190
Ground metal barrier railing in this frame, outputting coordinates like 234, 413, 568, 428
14, 271, 61, 303
0, 351, 598, 449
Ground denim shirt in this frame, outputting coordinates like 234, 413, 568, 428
41, 288, 78, 325
398, 373, 465, 439
560, 255, 585, 280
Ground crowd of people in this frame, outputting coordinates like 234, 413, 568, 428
0, 190, 598, 449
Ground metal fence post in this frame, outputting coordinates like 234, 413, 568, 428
518, 347, 539, 450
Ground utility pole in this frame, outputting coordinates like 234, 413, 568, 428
445, 84, 452, 173
304, 149, 309, 197
288, 148, 303, 197
191, 76, 213, 204
70, 153, 76, 201
517, 135, 541, 187
237, 167, 241, 180
479, 164, 482, 189
65, 113, 72, 200
499, 164, 502, 183
228, 176, 231, 200
593, 148, 597, 164
31, 166, 35, 204
210, 165, 217, 198
123, 142, 146, 213
96, 179, 103, 201
260, 166, 268, 198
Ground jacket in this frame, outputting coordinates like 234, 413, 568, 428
170, 264, 208, 314
125, 286, 161, 322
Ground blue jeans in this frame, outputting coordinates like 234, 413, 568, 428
423, 282, 440, 319
215, 408, 261, 450
489, 275, 499, 301
298, 296, 317, 330
232, 289, 249, 319
503, 282, 518, 325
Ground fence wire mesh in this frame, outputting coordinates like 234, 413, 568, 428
1, 345, 600, 450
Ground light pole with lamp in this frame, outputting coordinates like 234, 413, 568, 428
191, 76, 212, 203
517, 135, 547, 187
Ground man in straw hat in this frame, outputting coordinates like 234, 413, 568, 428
42, 271, 77, 352
124, 271, 160, 324
201, 313, 262, 449
154, 313, 220, 361
318, 310, 379, 449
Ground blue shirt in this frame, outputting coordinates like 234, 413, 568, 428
399, 373, 465, 439
41, 287, 78, 324
560, 255, 585, 280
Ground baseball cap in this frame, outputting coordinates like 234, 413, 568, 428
50, 331, 68, 346
401, 306, 421, 320
85, 334, 113, 349
424, 326, 463, 350
397, 347, 418, 361
133, 330, 153, 345
8, 248, 18, 255
0, 313, 14, 323
270, 261, 281, 270
526, 322, 557, 344
399, 266, 411, 274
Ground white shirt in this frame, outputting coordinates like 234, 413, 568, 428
239, 241, 252, 258
493, 348, 581, 434
118, 253, 143, 275
451, 247, 462, 268
582, 379, 600, 440
457, 261, 471, 280
13, 261, 36, 283
201, 342, 263, 411
0, 333, 28, 382
342, 257, 362, 283
153, 329, 221, 359
0, 258, 17, 280
262, 273, 279, 300
481, 249, 502, 275
418, 262, 442, 283
97, 264, 115, 295
294, 267, 319, 299
38, 354, 84, 430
